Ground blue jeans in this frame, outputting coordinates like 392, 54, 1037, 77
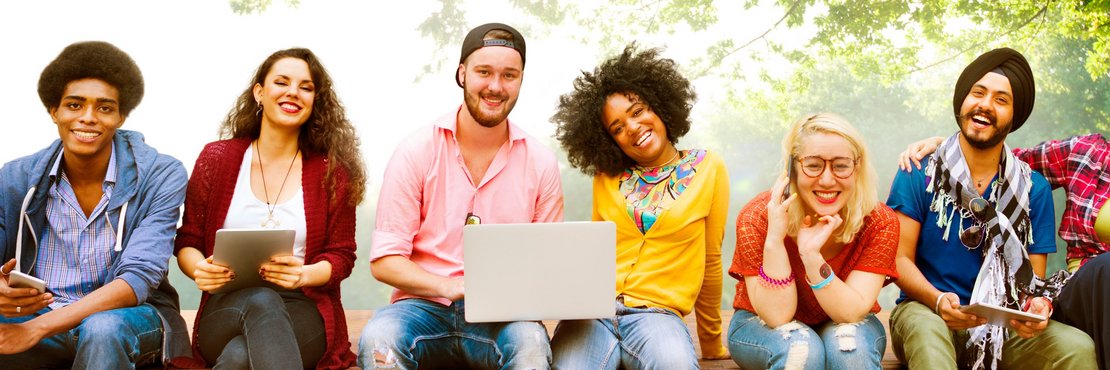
550, 301, 699, 370
728, 309, 886, 370
358, 298, 550, 370
0, 304, 163, 370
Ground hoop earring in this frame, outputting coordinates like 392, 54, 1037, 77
255, 101, 263, 117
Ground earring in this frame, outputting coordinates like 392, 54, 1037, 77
255, 101, 263, 117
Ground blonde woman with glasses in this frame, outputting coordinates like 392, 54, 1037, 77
728, 113, 898, 370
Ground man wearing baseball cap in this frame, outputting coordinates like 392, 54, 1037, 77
358, 23, 563, 369
886, 48, 1095, 369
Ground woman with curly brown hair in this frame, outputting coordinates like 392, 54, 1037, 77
549, 44, 730, 369
173, 48, 365, 370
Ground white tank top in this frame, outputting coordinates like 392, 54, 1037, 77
222, 146, 307, 259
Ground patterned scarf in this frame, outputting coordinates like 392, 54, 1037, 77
925, 134, 1068, 370
620, 149, 704, 234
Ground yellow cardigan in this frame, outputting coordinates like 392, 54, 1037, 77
592, 150, 729, 357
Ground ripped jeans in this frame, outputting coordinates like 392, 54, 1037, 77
357, 298, 551, 370
727, 310, 885, 370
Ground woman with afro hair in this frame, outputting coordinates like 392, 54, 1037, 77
550, 43, 730, 368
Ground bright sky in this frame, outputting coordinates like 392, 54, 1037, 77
0, 0, 795, 308
0, 1, 786, 194
1, 1, 595, 193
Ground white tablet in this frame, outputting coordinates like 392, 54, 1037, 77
960, 302, 1046, 326
211, 229, 296, 294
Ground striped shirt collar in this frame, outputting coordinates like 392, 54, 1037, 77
48, 147, 117, 187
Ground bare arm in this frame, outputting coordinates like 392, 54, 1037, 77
747, 176, 799, 327
794, 214, 882, 323
176, 246, 231, 292
262, 256, 332, 289
0, 260, 53, 317
0, 279, 136, 354
371, 255, 463, 301
804, 257, 887, 323
1028, 254, 1046, 278
892, 212, 984, 330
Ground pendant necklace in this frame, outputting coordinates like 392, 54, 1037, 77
256, 140, 300, 228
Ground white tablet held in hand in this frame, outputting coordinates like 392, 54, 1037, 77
211, 229, 296, 294
960, 302, 1046, 327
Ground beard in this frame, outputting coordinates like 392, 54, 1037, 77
959, 107, 1010, 149
463, 83, 516, 128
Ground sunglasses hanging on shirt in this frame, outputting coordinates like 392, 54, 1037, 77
959, 197, 993, 250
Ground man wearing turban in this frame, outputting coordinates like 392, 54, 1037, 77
885, 48, 1096, 369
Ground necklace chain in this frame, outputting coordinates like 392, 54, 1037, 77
636, 148, 681, 170
256, 140, 300, 228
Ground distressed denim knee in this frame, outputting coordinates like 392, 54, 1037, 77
817, 314, 886, 370
728, 310, 824, 370
496, 321, 552, 370
358, 312, 417, 370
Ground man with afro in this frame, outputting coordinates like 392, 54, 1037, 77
0, 41, 191, 369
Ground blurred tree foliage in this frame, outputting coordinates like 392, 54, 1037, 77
225, 0, 1108, 309
416, 0, 1109, 308
229, 0, 300, 15
419, 0, 1109, 131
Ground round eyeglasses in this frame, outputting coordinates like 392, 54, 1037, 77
959, 197, 993, 250
795, 156, 858, 179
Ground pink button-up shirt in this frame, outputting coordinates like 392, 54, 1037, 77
370, 107, 565, 306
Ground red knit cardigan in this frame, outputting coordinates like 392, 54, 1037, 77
173, 138, 357, 369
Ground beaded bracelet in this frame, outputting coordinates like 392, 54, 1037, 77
758, 266, 795, 288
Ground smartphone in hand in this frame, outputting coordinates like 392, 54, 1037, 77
783, 155, 795, 202
9, 271, 46, 293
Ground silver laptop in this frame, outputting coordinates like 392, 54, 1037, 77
463, 221, 616, 323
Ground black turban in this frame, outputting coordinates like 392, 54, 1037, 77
952, 48, 1035, 133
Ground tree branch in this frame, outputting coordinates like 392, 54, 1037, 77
906, 3, 1049, 75
694, 0, 801, 77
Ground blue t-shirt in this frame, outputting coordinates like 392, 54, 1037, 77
888, 156, 1057, 305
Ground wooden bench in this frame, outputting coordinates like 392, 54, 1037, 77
177, 310, 902, 369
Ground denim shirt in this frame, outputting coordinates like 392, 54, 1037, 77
0, 129, 192, 363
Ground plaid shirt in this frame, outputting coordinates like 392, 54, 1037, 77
37, 150, 117, 309
1013, 133, 1110, 265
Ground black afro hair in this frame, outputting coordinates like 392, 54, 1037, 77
552, 43, 695, 177
38, 41, 144, 117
